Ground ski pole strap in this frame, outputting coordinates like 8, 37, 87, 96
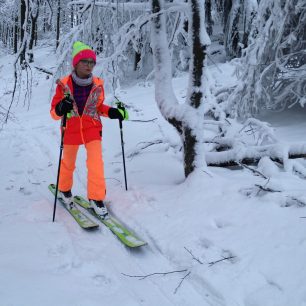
116, 101, 124, 108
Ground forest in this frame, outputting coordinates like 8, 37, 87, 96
1, 2, 306, 305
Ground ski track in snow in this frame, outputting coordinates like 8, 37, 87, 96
1, 52, 306, 306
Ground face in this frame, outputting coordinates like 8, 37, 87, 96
75, 58, 96, 78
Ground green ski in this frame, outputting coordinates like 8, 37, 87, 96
73, 195, 147, 248
49, 184, 99, 230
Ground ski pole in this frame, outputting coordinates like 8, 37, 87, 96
119, 118, 128, 191
114, 97, 128, 191
52, 111, 68, 222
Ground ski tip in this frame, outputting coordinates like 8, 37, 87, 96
128, 242, 147, 248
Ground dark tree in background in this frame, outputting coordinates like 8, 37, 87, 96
20, 0, 27, 65
28, 0, 40, 62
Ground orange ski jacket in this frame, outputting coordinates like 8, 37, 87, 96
50, 75, 110, 145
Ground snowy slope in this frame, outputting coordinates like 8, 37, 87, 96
1, 48, 306, 306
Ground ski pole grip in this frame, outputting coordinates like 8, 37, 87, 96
63, 92, 72, 121
62, 112, 68, 128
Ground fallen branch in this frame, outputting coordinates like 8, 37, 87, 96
122, 269, 188, 280
184, 247, 203, 264
255, 184, 281, 193
239, 163, 268, 179
206, 143, 306, 167
129, 118, 158, 123
285, 196, 306, 207
34, 66, 53, 75
105, 177, 121, 184
208, 256, 236, 267
174, 271, 191, 294
126, 140, 164, 159
292, 161, 306, 179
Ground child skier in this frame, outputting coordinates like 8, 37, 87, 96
50, 41, 128, 219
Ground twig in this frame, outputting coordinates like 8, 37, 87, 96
129, 118, 158, 123
184, 247, 203, 264
122, 269, 188, 280
240, 163, 268, 179
208, 256, 236, 267
34, 66, 53, 75
105, 177, 121, 183
207, 53, 223, 73
201, 170, 214, 178
255, 184, 281, 193
136, 140, 163, 149
173, 271, 191, 294
285, 196, 306, 207
127, 140, 163, 159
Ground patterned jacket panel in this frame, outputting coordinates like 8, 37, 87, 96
50, 75, 111, 145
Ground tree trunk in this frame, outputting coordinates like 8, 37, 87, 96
150, 0, 209, 177
205, 0, 213, 35
134, 51, 141, 71
185, 0, 208, 176
70, 5, 74, 28
14, 16, 18, 54
43, 2, 47, 33
20, 0, 27, 65
28, 1, 39, 63
56, 0, 60, 49
34, 22, 38, 45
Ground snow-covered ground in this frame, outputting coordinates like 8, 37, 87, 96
1, 47, 306, 306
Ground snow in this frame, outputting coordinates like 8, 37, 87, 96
1, 47, 306, 306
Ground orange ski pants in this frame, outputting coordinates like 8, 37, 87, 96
58, 140, 106, 200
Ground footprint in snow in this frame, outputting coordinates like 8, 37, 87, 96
92, 274, 112, 287
114, 167, 121, 173
212, 218, 232, 229
199, 237, 214, 249
19, 187, 32, 195
48, 243, 68, 257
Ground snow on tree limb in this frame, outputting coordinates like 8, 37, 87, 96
227, 0, 306, 117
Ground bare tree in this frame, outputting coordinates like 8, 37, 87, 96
20, 0, 28, 65
56, 0, 61, 49
28, 0, 40, 62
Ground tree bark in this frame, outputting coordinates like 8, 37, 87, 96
205, 0, 213, 35
56, 0, 60, 49
184, 0, 208, 176
28, 0, 40, 63
14, 15, 18, 54
150, 0, 209, 177
20, 0, 27, 65
134, 51, 141, 71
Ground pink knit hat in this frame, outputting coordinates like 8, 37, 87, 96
72, 41, 96, 67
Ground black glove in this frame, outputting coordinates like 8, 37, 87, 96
108, 103, 129, 120
55, 96, 73, 117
